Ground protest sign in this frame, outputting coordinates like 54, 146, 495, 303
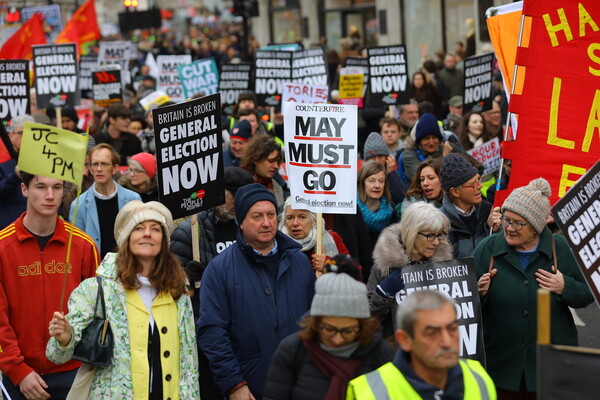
339, 67, 365, 107
291, 47, 328, 86
91, 65, 122, 108
178, 57, 219, 100
219, 62, 252, 106
283, 102, 357, 214
157, 55, 191, 103
282, 82, 328, 105
467, 138, 501, 176
79, 54, 97, 98
497, 0, 600, 206
153, 93, 224, 219
397, 258, 485, 363
255, 50, 293, 106
367, 45, 409, 108
552, 160, 600, 306
463, 53, 494, 113
0, 60, 30, 121
22, 5, 63, 43
17, 122, 88, 186
33, 44, 79, 109
98, 41, 134, 85
139, 90, 171, 111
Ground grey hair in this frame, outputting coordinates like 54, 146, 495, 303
398, 99, 418, 114
278, 197, 317, 229
400, 202, 450, 254
395, 290, 456, 337
10, 114, 34, 132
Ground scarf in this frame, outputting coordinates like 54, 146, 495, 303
252, 173, 274, 191
357, 197, 392, 235
303, 339, 362, 400
279, 220, 339, 256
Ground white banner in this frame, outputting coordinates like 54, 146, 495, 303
467, 138, 501, 176
98, 41, 134, 85
283, 102, 357, 214
281, 82, 328, 107
157, 55, 191, 103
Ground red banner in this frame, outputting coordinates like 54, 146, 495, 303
0, 13, 46, 60
498, 0, 600, 206
55, 0, 101, 55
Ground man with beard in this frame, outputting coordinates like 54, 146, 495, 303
347, 290, 495, 399
398, 101, 420, 138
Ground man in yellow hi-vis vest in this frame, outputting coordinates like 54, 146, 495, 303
347, 290, 496, 399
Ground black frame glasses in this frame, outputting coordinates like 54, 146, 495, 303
501, 216, 529, 231
319, 324, 360, 339
418, 232, 448, 242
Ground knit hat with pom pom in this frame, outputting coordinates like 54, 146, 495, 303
501, 178, 551, 233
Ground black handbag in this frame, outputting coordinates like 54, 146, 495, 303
72, 276, 114, 367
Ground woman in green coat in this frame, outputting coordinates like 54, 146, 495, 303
475, 178, 593, 399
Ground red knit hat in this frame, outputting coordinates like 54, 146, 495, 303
130, 152, 157, 180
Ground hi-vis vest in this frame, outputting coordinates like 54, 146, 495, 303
346, 359, 496, 400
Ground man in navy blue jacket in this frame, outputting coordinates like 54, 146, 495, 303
198, 183, 315, 400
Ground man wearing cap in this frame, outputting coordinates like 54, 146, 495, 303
94, 103, 143, 166
198, 183, 315, 400
443, 96, 463, 134
0, 171, 99, 400
347, 290, 496, 399
363, 131, 406, 205
224, 120, 253, 167
439, 153, 501, 258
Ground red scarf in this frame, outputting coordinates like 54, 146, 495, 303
303, 340, 362, 400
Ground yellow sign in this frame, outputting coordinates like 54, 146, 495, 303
339, 74, 364, 99
18, 122, 88, 186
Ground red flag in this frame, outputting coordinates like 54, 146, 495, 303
55, 0, 101, 54
0, 13, 46, 60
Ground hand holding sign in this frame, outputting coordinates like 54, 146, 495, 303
477, 268, 497, 297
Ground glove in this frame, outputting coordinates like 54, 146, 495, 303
376, 269, 405, 299
185, 260, 207, 283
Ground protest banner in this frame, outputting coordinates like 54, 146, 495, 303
153, 93, 224, 219
255, 50, 293, 106
467, 138, 501, 176
463, 53, 494, 113
139, 90, 171, 111
17, 122, 88, 186
219, 62, 252, 106
366, 45, 410, 108
79, 54, 97, 98
497, 0, 600, 206
157, 55, 191, 103
0, 60, 30, 121
291, 47, 328, 86
98, 41, 134, 85
397, 258, 485, 363
339, 67, 365, 107
177, 57, 219, 100
91, 65, 122, 108
22, 4, 63, 43
283, 102, 357, 214
32, 44, 79, 109
282, 82, 328, 105
551, 160, 600, 306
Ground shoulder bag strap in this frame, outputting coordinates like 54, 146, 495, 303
488, 256, 495, 274
94, 276, 107, 319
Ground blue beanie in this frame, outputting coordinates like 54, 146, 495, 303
415, 113, 443, 145
234, 183, 277, 224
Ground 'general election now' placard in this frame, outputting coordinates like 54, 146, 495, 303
552, 160, 600, 307
153, 93, 224, 219
33, 44, 79, 109
255, 50, 293, 107
283, 101, 357, 214
219, 62, 252, 106
0, 60, 30, 121
463, 53, 494, 113
397, 258, 485, 364
367, 45, 409, 108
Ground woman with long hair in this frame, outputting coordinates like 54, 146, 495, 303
457, 111, 492, 150
410, 71, 443, 118
47, 201, 199, 399
395, 158, 444, 221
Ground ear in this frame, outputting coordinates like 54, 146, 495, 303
21, 182, 28, 198
448, 186, 460, 199
395, 329, 413, 352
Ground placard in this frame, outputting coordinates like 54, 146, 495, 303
283, 102, 357, 214
32, 43, 79, 109
367, 45, 409, 108
157, 55, 191, 103
339, 67, 365, 107
0, 60, 30, 121
153, 93, 224, 219
467, 138, 501, 176
218, 62, 252, 106
290, 47, 328, 86
397, 258, 485, 364
98, 41, 134, 85
91, 65, 122, 108
79, 54, 98, 98
178, 57, 219, 100
552, 160, 600, 306
255, 50, 293, 106
282, 82, 328, 105
463, 53, 494, 113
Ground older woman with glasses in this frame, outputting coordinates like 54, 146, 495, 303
475, 178, 592, 399
264, 255, 393, 400
367, 202, 454, 336
119, 152, 159, 203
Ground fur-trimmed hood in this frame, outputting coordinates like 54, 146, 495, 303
372, 222, 454, 277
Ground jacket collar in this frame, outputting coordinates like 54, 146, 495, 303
491, 226, 553, 259
15, 212, 68, 245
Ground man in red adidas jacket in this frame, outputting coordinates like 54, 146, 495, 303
0, 172, 100, 400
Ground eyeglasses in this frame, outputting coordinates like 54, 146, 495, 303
13, 131, 23, 135
319, 324, 360, 339
127, 168, 145, 175
418, 232, 448, 242
501, 216, 529, 231
91, 162, 113, 170
462, 177, 483, 191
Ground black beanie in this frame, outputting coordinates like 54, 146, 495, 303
234, 183, 277, 224
440, 153, 479, 191
415, 113, 443, 144
224, 167, 254, 196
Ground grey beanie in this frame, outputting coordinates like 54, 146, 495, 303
502, 178, 551, 233
363, 132, 389, 159
310, 272, 371, 319
440, 153, 479, 191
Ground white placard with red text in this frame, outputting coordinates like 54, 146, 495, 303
281, 82, 328, 106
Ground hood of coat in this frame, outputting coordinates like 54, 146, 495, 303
372, 222, 454, 277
